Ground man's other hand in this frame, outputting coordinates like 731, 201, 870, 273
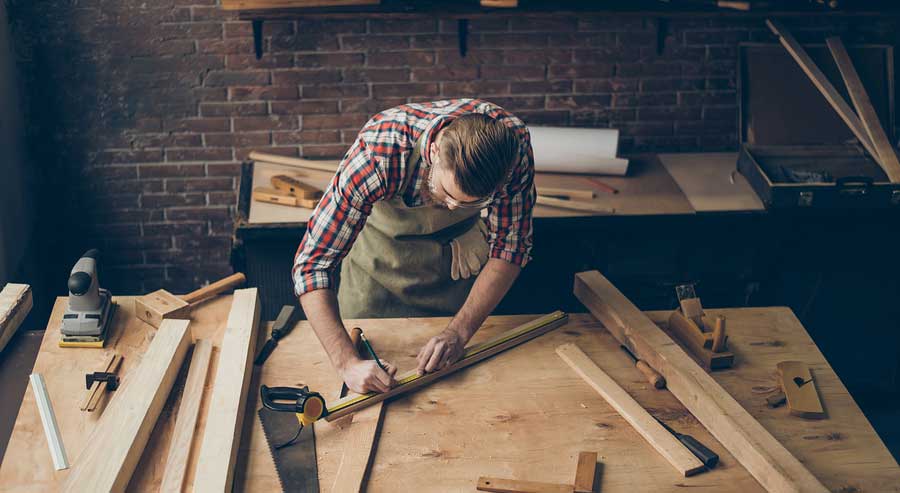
341, 358, 397, 394
416, 329, 466, 375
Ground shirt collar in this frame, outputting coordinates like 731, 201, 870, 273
420, 115, 455, 166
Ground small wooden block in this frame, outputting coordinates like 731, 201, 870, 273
271, 174, 323, 200
777, 361, 826, 419
665, 311, 733, 371
253, 187, 299, 207
135, 290, 190, 328
573, 451, 598, 493
480, 0, 518, 7
477, 477, 574, 493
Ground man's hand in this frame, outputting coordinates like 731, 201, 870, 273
340, 358, 398, 394
416, 328, 468, 375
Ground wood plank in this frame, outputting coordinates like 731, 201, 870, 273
827, 36, 900, 182
557, 343, 705, 477
324, 311, 569, 421
777, 361, 826, 419
62, 319, 192, 492
477, 477, 574, 493
79, 353, 115, 411
765, 19, 880, 161
574, 270, 828, 493
249, 151, 340, 173
161, 339, 214, 492
573, 451, 598, 493
536, 195, 615, 214
538, 186, 595, 201
82, 354, 124, 412
0, 283, 32, 352
193, 288, 261, 492
30, 373, 68, 471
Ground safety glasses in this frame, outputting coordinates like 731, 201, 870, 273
426, 161, 495, 209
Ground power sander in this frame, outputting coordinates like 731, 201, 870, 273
60, 249, 116, 348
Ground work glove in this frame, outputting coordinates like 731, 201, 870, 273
450, 220, 489, 280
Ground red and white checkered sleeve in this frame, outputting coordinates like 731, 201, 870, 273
486, 130, 535, 268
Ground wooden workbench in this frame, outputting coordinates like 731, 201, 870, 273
1, 297, 898, 492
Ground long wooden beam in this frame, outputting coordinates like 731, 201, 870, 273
324, 311, 569, 421
573, 271, 827, 493
557, 343, 705, 477
766, 19, 880, 161
194, 288, 261, 492
0, 283, 32, 352
62, 319, 192, 492
827, 36, 900, 183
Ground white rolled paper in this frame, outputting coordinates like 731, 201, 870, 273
528, 126, 629, 176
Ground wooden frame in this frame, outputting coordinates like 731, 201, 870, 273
573, 271, 827, 492
194, 288, 261, 492
62, 319, 192, 492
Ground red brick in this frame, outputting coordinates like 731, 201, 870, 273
88, 166, 138, 180
142, 193, 206, 208
640, 78, 705, 92
157, 22, 222, 40
143, 222, 207, 237
193, 88, 229, 101
482, 65, 545, 81
613, 93, 677, 107
131, 134, 203, 148
546, 95, 612, 109
93, 149, 163, 165
223, 22, 252, 38
486, 96, 546, 111
208, 191, 238, 205
166, 148, 234, 162
166, 207, 232, 221
638, 107, 701, 120
372, 82, 439, 98
514, 110, 569, 125
435, 49, 504, 65
273, 130, 341, 145
140, 164, 206, 178
548, 64, 613, 79
412, 66, 477, 82
442, 81, 509, 97
104, 236, 172, 251
230, 86, 298, 101
164, 118, 230, 133
342, 35, 410, 51
295, 53, 365, 68
510, 80, 571, 94
368, 51, 436, 67
272, 69, 342, 85
574, 78, 635, 93
167, 177, 235, 192
577, 17, 645, 31
410, 34, 457, 49
226, 54, 294, 69
235, 146, 299, 161
343, 68, 410, 83
302, 113, 369, 130
339, 98, 406, 114
199, 101, 268, 117
234, 115, 299, 131
678, 91, 736, 106
192, 6, 233, 22
272, 33, 340, 52
204, 132, 271, 147
302, 144, 347, 158
198, 38, 254, 55
510, 17, 577, 32
297, 19, 366, 34
480, 33, 548, 48
703, 106, 738, 120
370, 19, 438, 34
206, 163, 242, 176
205, 70, 270, 87
271, 100, 340, 114
302, 84, 369, 99
503, 49, 572, 65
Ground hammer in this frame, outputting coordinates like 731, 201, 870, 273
135, 273, 246, 328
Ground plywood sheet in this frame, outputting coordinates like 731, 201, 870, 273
657, 153, 765, 212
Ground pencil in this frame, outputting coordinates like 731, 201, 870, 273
583, 177, 619, 194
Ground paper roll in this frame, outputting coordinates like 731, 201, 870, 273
529, 126, 629, 176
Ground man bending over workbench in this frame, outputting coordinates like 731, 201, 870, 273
293, 99, 536, 395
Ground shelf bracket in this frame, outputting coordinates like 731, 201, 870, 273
253, 19, 264, 60
457, 18, 469, 57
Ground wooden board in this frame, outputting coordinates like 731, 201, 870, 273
573, 451, 597, 493
0, 283, 32, 352
657, 153, 764, 212
80, 353, 124, 412
534, 154, 695, 217
765, 20, 879, 160
2, 299, 899, 492
161, 339, 214, 492
477, 477, 574, 493
827, 37, 900, 182
194, 289, 261, 492
61, 319, 192, 492
573, 271, 828, 492
557, 344, 705, 477
777, 361, 826, 419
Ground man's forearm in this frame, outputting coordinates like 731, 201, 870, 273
298, 289, 360, 373
447, 258, 521, 341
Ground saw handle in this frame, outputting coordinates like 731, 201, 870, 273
182, 273, 247, 305
260, 385, 308, 413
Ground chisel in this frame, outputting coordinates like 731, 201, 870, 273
620, 345, 666, 389
654, 417, 719, 469
254, 305, 299, 366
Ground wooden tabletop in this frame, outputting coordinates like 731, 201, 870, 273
1, 297, 897, 492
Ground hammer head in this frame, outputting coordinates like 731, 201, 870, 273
135, 289, 190, 328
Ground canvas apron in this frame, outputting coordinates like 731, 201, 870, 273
338, 133, 484, 319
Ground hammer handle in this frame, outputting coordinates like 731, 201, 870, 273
182, 273, 247, 305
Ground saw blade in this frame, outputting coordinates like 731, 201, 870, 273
258, 407, 319, 493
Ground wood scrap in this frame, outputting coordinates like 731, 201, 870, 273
557, 343, 705, 477
573, 451, 598, 493
827, 36, 900, 182
0, 283, 32, 352
477, 477, 573, 493
160, 339, 214, 492
62, 319, 192, 492
30, 373, 68, 471
271, 174, 323, 200
194, 288, 261, 493
480, 0, 519, 7
324, 311, 569, 421
573, 270, 828, 492
777, 361, 826, 419
80, 353, 124, 412
253, 187, 320, 209
765, 19, 880, 161
538, 187, 595, 201
249, 151, 340, 173
536, 195, 614, 214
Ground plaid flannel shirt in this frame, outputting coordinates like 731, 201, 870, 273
292, 99, 535, 297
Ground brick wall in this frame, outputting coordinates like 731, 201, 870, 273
7, 2, 899, 293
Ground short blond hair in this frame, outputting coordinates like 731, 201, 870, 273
438, 113, 519, 198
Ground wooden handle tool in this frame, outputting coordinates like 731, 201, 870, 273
181, 273, 247, 305
621, 345, 666, 389
710, 316, 727, 353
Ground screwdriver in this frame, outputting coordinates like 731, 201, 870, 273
654, 417, 719, 469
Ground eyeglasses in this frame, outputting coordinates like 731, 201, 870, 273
426, 159, 494, 209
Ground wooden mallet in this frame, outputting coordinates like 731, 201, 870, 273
135, 273, 246, 328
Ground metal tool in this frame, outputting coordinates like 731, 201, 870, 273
654, 417, 719, 469
60, 249, 116, 348
258, 388, 320, 493
620, 345, 666, 389
254, 305, 299, 366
